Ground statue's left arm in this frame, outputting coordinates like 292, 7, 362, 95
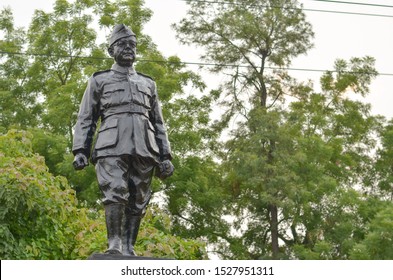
149, 81, 174, 179
149, 81, 172, 161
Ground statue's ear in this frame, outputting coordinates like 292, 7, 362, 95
108, 46, 114, 57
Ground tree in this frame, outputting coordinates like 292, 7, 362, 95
0, 8, 42, 132
174, 0, 313, 109
175, 0, 314, 258
26, 0, 105, 146
0, 0, 107, 204
224, 57, 382, 259
374, 119, 393, 199
350, 203, 393, 260
0, 130, 88, 259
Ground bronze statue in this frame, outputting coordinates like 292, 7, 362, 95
72, 24, 174, 255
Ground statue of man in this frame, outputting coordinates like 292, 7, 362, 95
72, 24, 174, 255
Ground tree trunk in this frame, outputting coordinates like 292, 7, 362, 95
260, 55, 268, 107
260, 55, 279, 258
269, 204, 279, 259
267, 139, 279, 258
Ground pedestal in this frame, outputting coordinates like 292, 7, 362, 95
88, 253, 172, 260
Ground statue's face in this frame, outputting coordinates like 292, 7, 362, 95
110, 36, 137, 66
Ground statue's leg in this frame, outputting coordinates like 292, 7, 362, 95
104, 203, 124, 254
122, 156, 154, 256
122, 207, 140, 256
96, 156, 130, 254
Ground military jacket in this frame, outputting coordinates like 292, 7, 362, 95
72, 63, 172, 164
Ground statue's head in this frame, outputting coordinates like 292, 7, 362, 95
108, 24, 137, 67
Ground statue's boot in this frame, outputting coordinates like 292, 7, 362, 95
122, 207, 142, 256
104, 203, 124, 254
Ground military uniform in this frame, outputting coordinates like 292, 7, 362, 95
73, 63, 171, 211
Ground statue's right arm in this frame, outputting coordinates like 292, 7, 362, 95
72, 76, 100, 170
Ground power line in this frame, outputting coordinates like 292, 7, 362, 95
310, 0, 393, 9
2, 50, 393, 76
179, 0, 393, 18
299, 7, 392, 18
184, 0, 393, 9
0, 51, 112, 60
1, 1, 392, 76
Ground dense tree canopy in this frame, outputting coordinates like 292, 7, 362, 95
174, 0, 393, 260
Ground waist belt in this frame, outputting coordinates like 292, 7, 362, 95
101, 103, 149, 119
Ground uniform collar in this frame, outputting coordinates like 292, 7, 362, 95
111, 63, 136, 75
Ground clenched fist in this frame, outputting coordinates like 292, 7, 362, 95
156, 159, 174, 180
73, 153, 88, 170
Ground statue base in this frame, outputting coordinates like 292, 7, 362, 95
88, 253, 171, 260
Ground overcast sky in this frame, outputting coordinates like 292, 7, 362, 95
2, 0, 393, 118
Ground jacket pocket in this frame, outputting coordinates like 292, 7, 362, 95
136, 83, 152, 109
146, 121, 160, 155
102, 83, 129, 108
95, 118, 119, 149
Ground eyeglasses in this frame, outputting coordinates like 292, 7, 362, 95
114, 40, 136, 49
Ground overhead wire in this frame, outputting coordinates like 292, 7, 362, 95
1, 0, 392, 77
309, 0, 393, 9
1, 50, 393, 76
184, 0, 393, 9
178, 0, 393, 18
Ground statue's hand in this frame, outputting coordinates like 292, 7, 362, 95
73, 153, 88, 170
156, 159, 174, 180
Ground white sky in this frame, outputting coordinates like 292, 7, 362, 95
2, 0, 393, 118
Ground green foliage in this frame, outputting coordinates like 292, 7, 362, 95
0, 9, 42, 131
93, 0, 152, 39
375, 119, 393, 196
26, 2, 98, 145
137, 205, 208, 260
29, 129, 68, 174
350, 203, 393, 260
174, 0, 314, 109
173, 0, 393, 260
172, 0, 315, 259
219, 57, 384, 259
0, 130, 207, 259
56, 153, 101, 207
0, 130, 81, 259
175, 0, 313, 68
